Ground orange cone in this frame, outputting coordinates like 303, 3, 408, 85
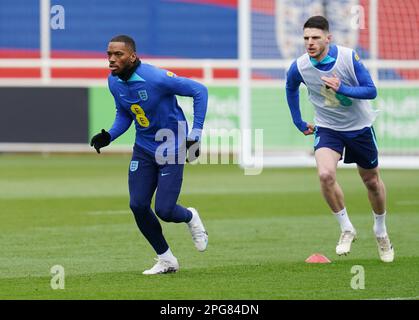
305, 253, 331, 263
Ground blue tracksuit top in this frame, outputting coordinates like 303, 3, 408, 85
108, 62, 208, 154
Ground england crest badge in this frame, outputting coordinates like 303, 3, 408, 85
130, 161, 139, 172
138, 90, 148, 101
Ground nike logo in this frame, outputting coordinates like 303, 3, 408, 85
161, 172, 170, 176
119, 93, 126, 97
371, 158, 377, 164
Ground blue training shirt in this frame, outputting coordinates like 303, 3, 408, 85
285, 44, 377, 133
108, 62, 208, 154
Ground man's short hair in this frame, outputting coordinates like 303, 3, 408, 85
110, 35, 136, 52
303, 16, 329, 32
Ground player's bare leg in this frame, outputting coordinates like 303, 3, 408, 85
315, 148, 344, 212
358, 166, 386, 214
358, 166, 394, 262
315, 147, 356, 255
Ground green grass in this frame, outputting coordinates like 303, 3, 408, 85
0, 154, 418, 300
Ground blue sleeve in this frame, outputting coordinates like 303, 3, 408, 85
336, 51, 377, 99
107, 88, 133, 141
285, 61, 308, 132
158, 72, 208, 140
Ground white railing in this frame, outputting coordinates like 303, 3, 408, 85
0, 58, 418, 87
0, 58, 237, 85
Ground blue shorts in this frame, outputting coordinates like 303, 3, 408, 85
128, 145, 185, 213
313, 126, 379, 169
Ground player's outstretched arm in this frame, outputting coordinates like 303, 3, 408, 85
286, 61, 312, 135
176, 78, 207, 162
158, 70, 208, 161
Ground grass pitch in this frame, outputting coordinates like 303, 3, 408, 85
0, 154, 418, 300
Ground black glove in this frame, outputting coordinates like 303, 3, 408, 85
186, 139, 200, 162
90, 129, 111, 154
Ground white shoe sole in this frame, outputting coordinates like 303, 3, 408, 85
336, 237, 356, 256
143, 268, 178, 275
